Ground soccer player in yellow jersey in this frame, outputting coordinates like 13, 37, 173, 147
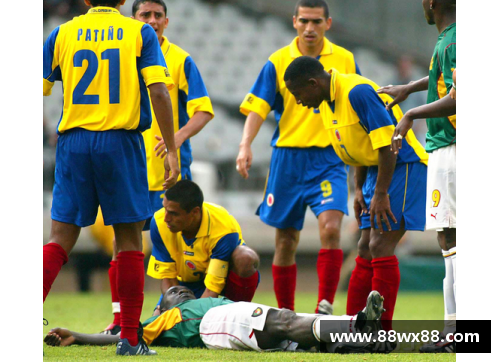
147, 180, 260, 309
236, 0, 360, 314
42, 0, 180, 355
99, 0, 214, 336
284, 56, 428, 331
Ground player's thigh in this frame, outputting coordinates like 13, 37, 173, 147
258, 148, 308, 230
426, 145, 456, 231
92, 130, 152, 226
360, 162, 426, 232
51, 129, 99, 227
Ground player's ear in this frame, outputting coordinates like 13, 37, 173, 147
84, 0, 91, 7
292, 16, 298, 29
325, 17, 332, 30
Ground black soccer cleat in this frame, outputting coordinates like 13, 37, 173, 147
420, 334, 456, 353
100, 323, 121, 336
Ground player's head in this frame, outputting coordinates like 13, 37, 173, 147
293, 0, 332, 48
132, 0, 168, 41
284, 56, 329, 109
163, 180, 204, 234
160, 286, 196, 311
422, 0, 456, 25
85, 0, 125, 8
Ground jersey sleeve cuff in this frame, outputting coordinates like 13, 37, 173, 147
239, 94, 271, 120
141, 65, 176, 90
43, 78, 54, 96
147, 255, 178, 279
187, 96, 215, 119
204, 274, 226, 294
369, 126, 394, 150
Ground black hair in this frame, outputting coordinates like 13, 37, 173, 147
89, 0, 122, 7
295, 0, 329, 19
132, 0, 167, 16
164, 180, 204, 213
284, 56, 326, 86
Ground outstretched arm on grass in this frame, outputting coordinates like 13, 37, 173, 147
44, 327, 120, 347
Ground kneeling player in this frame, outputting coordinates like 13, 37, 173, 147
45, 286, 386, 354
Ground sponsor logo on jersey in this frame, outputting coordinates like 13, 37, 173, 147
267, 193, 274, 207
321, 198, 334, 205
335, 130, 341, 141
184, 251, 194, 256
332, 119, 338, 125
252, 307, 263, 317
186, 260, 196, 270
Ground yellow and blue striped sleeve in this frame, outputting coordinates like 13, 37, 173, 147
204, 232, 239, 293
43, 27, 62, 96
179, 56, 214, 119
138, 24, 174, 90
147, 217, 177, 279
240, 60, 277, 120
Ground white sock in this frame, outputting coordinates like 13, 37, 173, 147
112, 302, 121, 314
442, 248, 456, 334
312, 315, 356, 342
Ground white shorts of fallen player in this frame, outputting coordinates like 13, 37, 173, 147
426, 144, 456, 231
199, 302, 298, 352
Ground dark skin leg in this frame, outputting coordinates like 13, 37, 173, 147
48, 220, 81, 255
437, 228, 456, 251
113, 221, 146, 253
273, 227, 300, 266
357, 220, 406, 259
254, 309, 319, 350
317, 210, 344, 249
229, 245, 260, 277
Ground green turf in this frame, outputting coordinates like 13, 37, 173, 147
43, 291, 455, 361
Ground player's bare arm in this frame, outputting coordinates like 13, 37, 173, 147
353, 166, 369, 227
154, 111, 213, 158
391, 95, 456, 154
148, 82, 180, 188
370, 146, 398, 233
44, 327, 119, 347
377, 76, 429, 110
236, 112, 265, 179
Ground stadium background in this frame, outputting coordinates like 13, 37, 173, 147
43, 0, 443, 295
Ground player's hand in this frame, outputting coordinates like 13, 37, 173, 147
236, 144, 252, 179
391, 115, 413, 155
376, 84, 410, 110
153, 305, 161, 317
353, 188, 369, 227
370, 191, 397, 233
163, 152, 180, 189
154, 134, 182, 158
44, 328, 76, 347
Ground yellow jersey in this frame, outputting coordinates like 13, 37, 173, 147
142, 36, 214, 190
147, 202, 245, 294
318, 69, 428, 167
43, 7, 174, 133
240, 37, 359, 148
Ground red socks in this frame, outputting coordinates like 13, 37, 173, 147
316, 249, 343, 313
108, 260, 120, 326
272, 264, 297, 310
117, 251, 145, 346
43, 243, 68, 303
224, 270, 259, 302
372, 255, 400, 331
346, 256, 373, 315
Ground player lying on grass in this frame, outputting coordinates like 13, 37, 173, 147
45, 286, 386, 353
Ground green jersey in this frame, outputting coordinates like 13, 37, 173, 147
426, 22, 456, 153
142, 297, 234, 348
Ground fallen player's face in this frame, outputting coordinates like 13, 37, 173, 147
162, 286, 196, 310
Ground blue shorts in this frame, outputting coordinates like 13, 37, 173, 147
51, 128, 152, 227
257, 147, 349, 231
143, 169, 193, 231
360, 162, 427, 231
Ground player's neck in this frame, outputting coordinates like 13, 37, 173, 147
297, 38, 324, 58
435, 13, 455, 34
182, 218, 202, 240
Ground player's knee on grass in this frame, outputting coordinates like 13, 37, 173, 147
437, 229, 456, 251
230, 246, 260, 278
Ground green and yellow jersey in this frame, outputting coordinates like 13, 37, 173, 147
43, 7, 174, 134
426, 22, 456, 152
147, 203, 245, 296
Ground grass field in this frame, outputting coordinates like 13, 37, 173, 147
43, 290, 455, 361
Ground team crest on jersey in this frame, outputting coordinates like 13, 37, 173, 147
252, 307, 263, 317
335, 130, 341, 141
184, 251, 194, 256
246, 95, 254, 104
164, 68, 171, 77
185, 260, 196, 270
267, 193, 274, 207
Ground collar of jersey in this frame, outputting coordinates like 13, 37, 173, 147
439, 22, 456, 37
327, 68, 338, 102
289, 36, 334, 59
88, 7, 120, 15
195, 204, 211, 238
161, 36, 171, 56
